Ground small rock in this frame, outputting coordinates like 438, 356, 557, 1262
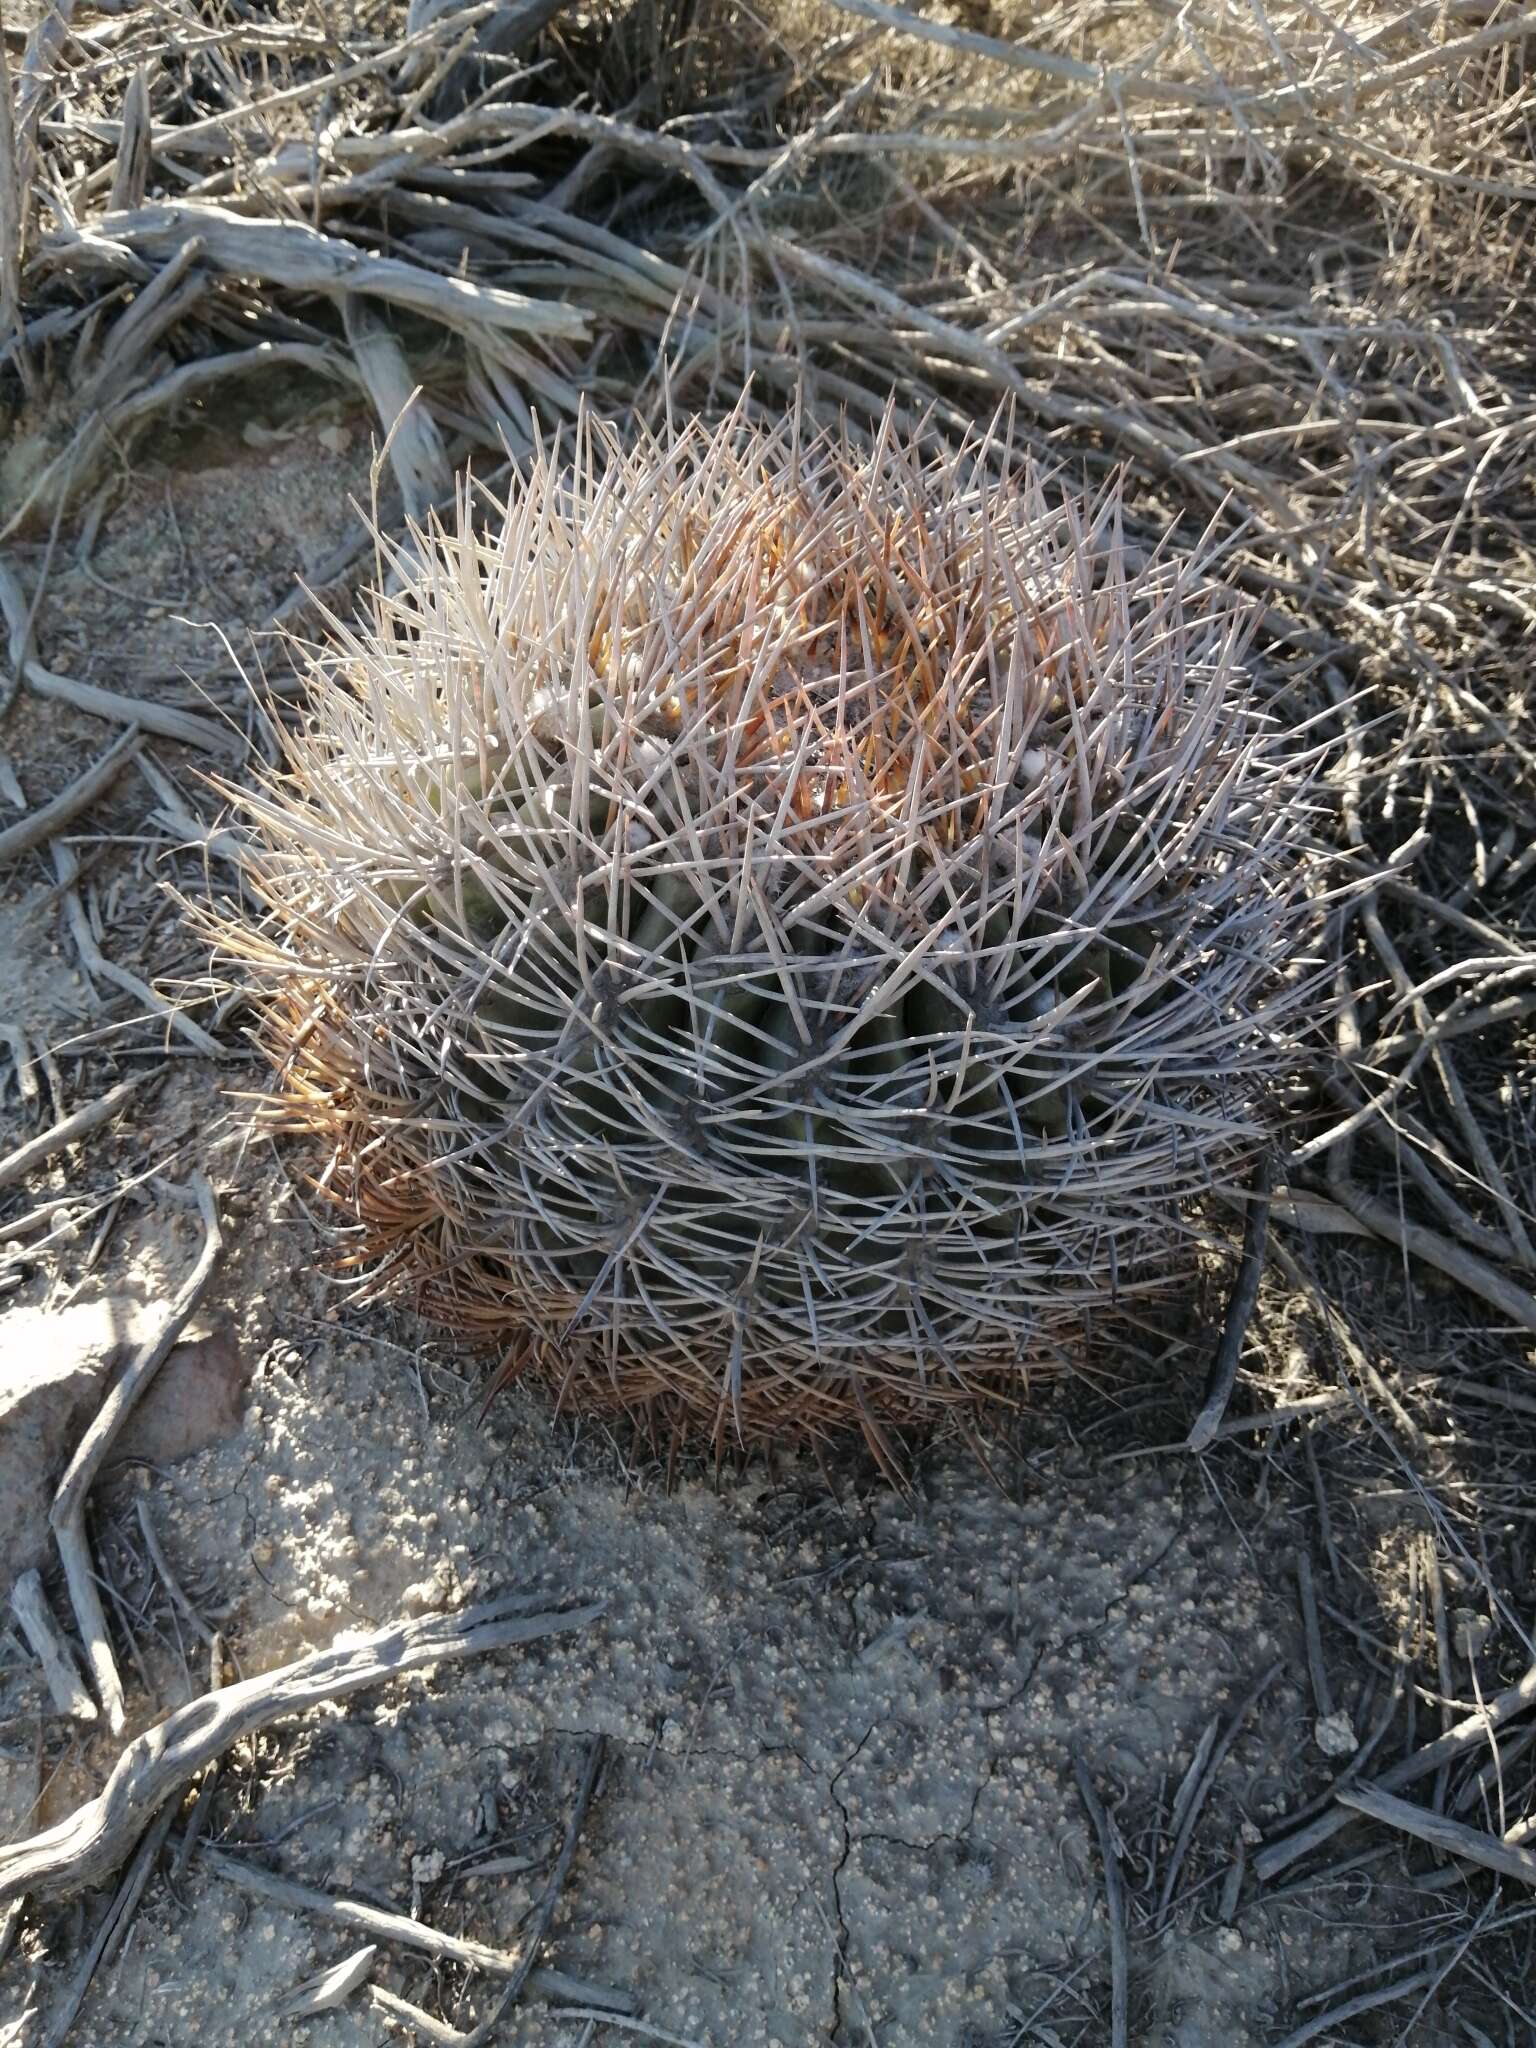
1453, 1608, 1492, 1661
400, 1563, 453, 1615
119, 1325, 248, 1467
1314, 1710, 1358, 1759
0, 1336, 103, 1590
0, 1300, 248, 1589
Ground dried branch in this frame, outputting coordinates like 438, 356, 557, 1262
48, 1173, 222, 1736
1256, 1654, 1536, 1881
1072, 1754, 1130, 2048
1337, 1782, 1536, 1886
0, 724, 142, 863
39, 1798, 180, 2048
51, 840, 223, 1058
0, 559, 232, 751
1185, 1153, 1274, 1451
1329, 1176, 1536, 1337
0, 10, 25, 385
203, 1848, 634, 2015
0, 1072, 144, 1191
46, 202, 589, 341
8, 1570, 98, 1724
0, 1592, 603, 1903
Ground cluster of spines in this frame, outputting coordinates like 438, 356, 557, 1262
221, 406, 1321, 1462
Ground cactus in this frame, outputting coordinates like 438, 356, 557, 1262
219, 409, 1321, 1461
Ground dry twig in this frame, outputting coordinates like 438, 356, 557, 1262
1072, 1754, 1129, 2048
47, 1173, 222, 1736
0, 724, 141, 863
455, 1735, 608, 2046
203, 1847, 634, 2013
1336, 1783, 1536, 1887
1256, 1654, 1536, 1881
8, 1570, 97, 1724
1185, 1153, 1274, 1451
39, 1801, 180, 2048
51, 841, 222, 1057
0, 561, 230, 751
0, 1073, 144, 1192
1, 1591, 602, 1904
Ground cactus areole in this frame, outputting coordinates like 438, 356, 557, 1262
224, 410, 1319, 1460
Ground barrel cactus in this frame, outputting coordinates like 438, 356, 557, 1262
222, 410, 1319, 1460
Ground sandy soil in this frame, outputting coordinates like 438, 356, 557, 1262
0, 396, 1508, 2047
3, 1191, 1362, 2048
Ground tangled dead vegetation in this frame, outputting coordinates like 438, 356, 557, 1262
0, 3, 1535, 2040
215, 410, 1325, 1457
